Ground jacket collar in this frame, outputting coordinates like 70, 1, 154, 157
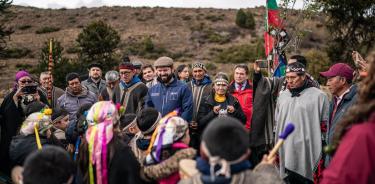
66, 85, 89, 97
192, 75, 212, 86
229, 79, 252, 92
342, 84, 357, 101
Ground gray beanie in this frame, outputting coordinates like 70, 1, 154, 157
154, 56, 174, 68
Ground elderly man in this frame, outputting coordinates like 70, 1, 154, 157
320, 63, 358, 166
146, 56, 193, 122
112, 62, 148, 115
275, 62, 329, 184
99, 70, 120, 101
81, 63, 106, 97
39, 72, 64, 108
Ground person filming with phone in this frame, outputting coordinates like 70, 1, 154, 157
0, 70, 48, 176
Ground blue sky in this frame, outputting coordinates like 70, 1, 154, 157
12, 0, 305, 9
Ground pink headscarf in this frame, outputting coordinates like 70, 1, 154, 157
14, 70, 31, 90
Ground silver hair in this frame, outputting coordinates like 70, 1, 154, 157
105, 70, 120, 82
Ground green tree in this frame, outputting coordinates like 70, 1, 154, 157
0, 0, 13, 56
235, 9, 256, 30
304, 49, 332, 84
34, 39, 79, 88
315, 0, 375, 61
76, 20, 120, 71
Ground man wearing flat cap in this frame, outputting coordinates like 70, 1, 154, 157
275, 62, 329, 183
82, 63, 106, 97
320, 63, 358, 166
146, 56, 193, 122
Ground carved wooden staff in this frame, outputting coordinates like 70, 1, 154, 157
47, 38, 53, 105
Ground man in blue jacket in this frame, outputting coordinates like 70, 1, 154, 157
146, 56, 193, 122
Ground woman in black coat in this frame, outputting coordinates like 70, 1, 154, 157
197, 72, 247, 133
0, 71, 48, 175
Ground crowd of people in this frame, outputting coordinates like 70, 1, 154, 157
0, 50, 374, 184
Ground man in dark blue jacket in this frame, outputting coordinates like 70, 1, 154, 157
146, 56, 193, 122
320, 63, 358, 166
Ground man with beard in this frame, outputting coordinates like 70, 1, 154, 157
112, 62, 148, 115
81, 63, 106, 97
146, 56, 193, 122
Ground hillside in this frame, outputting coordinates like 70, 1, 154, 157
0, 5, 328, 96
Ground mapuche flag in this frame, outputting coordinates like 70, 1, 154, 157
267, 0, 283, 28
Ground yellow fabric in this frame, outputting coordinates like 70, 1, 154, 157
214, 94, 226, 103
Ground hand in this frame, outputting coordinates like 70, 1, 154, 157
190, 121, 198, 130
11, 166, 23, 184
253, 61, 261, 73
259, 154, 275, 165
213, 105, 221, 114
46, 129, 52, 139
227, 105, 235, 113
13, 87, 24, 101
33, 93, 41, 102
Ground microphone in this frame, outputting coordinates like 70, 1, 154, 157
267, 123, 295, 160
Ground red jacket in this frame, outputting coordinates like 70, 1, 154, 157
229, 80, 253, 130
321, 114, 375, 184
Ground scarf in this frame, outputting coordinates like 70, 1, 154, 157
192, 75, 212, 86
120, 76, 141, 89
196, 157, 251, 184
289, 79, 311, 97
214, 94, 226, 103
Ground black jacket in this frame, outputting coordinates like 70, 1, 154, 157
197, 92, 247, 133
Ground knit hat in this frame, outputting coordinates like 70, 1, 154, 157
145, 115, 188, 165
137, 108, 161, 135
286, 62, 306, 74
15, 70, 30, 82
192, 62, 207, 72
132, 61, 143, 69
119, 62, 135, 70
154, 56, 174, 68
214, 72, 229, 85
202, 117, 249, 161
87, 63, 102, 70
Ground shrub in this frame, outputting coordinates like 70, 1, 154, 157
235, 9, 255, 30
205, 14, 224, 22
16, 63, 32, 69
18, 25, 32, 30
35, 26, 60, 34
213, 44, 261, 63
0, 47, 31, 58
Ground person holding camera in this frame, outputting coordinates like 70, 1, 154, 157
0, 70, 48, 176
197, 72, 246, 134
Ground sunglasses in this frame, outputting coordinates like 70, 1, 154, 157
19, 80, 33, 84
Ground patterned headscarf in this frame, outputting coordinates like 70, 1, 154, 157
85, 101, 119, 184
20, 110, 53, 150
145, 111, 189, 165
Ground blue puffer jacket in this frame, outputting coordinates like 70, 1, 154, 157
146, 78, 193, 122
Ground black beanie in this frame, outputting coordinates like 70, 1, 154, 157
119, 113, 137, 130
202, 117, 249, 161
137, 108, 159, 133
25, 101, 47, 117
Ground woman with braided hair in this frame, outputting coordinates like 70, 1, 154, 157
321, 57, 375, 184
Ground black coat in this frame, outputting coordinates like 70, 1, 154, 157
197, 92, 247, 133
0, 90, 48, 174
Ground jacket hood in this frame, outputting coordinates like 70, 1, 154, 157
192, 75, 212, 86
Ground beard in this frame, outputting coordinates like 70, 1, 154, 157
157, 73, 173, 84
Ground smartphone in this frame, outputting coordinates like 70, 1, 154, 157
256, 59, 268, 68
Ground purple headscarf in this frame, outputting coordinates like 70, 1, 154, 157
14, 70, 31, 90
15, 70, 30, 82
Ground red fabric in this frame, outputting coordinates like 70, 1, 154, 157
231, 80, 253, 130
264, 32, 275, 57
320, 119, 375, 184
268, 9, 283, 28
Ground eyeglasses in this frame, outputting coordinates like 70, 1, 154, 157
120, 71, 132, 75
19, 80, 33, 84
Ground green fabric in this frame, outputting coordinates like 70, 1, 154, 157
267, 0, 278, 10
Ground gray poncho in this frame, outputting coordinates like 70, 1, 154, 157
275, 87, 329, 181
